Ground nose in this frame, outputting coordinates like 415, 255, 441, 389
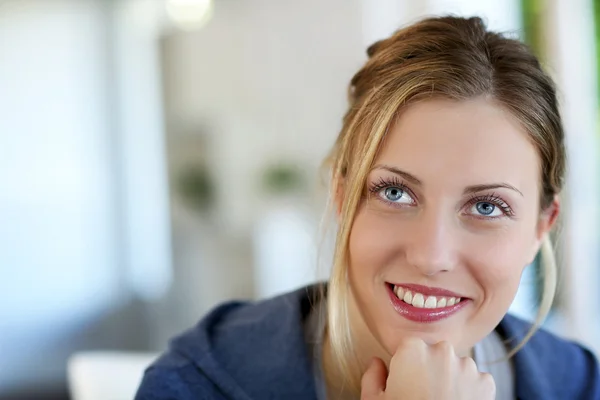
404, 208, 458, 276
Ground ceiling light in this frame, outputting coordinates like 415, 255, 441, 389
165, 0, 213, 31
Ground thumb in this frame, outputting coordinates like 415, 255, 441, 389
360, 357, 388, 399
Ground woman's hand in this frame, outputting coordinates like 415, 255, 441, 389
361, 338, 495, 399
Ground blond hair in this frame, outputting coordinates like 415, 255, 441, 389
323, 16, 566, 391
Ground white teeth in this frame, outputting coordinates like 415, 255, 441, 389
393, 286, 462, 309
424, 296, 437, 308
395, 286, 405, 299
412, 293, 425, 308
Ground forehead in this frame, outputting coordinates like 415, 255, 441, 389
375, 98, 540, 193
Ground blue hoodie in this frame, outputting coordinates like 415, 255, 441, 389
135, 285, 600, 399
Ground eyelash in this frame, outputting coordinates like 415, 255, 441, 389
367, 177, 515, 218
465, 193, 514, 218
369, 176, 403, 193
367, 177, 415, 203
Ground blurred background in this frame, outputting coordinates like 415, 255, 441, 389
1, 0, 600, 399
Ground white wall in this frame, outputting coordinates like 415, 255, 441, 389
0, 0, 142, 393
112, 0, 173, 304
425, 0, 522, 32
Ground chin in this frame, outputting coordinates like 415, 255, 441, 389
382, 325, 461, 350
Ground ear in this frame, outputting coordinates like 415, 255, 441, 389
528, 195, 560, 263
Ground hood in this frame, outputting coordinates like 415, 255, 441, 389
162, 286, 321, 399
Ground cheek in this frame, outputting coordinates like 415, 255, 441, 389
348, 208, 404, 279
465, 226, 535, 297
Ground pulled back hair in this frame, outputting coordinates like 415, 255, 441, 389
324, 15, 565, 391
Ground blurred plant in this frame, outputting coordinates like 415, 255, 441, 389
261, 163, 306, 196
176, 165, 214, 211
595, 0, 600, 103
521, 0, 545, 60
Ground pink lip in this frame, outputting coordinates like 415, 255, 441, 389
385, 284, 470, 323
389, 283, 466, 298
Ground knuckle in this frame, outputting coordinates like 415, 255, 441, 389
479, 372, 497, 397
460, 356, 477, 371
480, 372, 496, 387
392, 337, 425, 367
435, 340, 454, 355
401, 336, 425, 348
395, 337, 425, 355
432, 341, 454, 367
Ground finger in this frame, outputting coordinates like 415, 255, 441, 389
479, 372, 496, 398
390, 337, 426, 372
459, 356, 478, 373
361, 357, 388, 398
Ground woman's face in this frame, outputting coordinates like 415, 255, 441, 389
347, 98, 557, 358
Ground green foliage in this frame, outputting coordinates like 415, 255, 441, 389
521, 0, 545, 60
177, 165, 214, 211
261, 163, 306, 196
595, 0, 600, 102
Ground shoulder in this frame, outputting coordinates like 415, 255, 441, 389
135, 285, 323, 399
181, 284, 319, 362
499, 314, 600, 399
135, 354, 221, 400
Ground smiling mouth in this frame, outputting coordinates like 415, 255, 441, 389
390, 284, 464, 309
385, 283, 470, 323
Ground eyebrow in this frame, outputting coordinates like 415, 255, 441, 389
373, 164, 422, 185
372, 164, 524, 197
463, 184, 523, 197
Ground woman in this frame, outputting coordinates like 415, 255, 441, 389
136, 16, 600, 399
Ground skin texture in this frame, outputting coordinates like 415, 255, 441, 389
360, 340, 496, 399
344, 97, 559, 372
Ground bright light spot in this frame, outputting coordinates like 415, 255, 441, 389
165, 0, 214, 31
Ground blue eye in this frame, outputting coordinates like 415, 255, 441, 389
472, 201, 501, 217
380, 186, 414, 204
385, 187, 403, 201
369, 177, 416, 207
464, 193, 513, 219
476, 202, 495, 215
